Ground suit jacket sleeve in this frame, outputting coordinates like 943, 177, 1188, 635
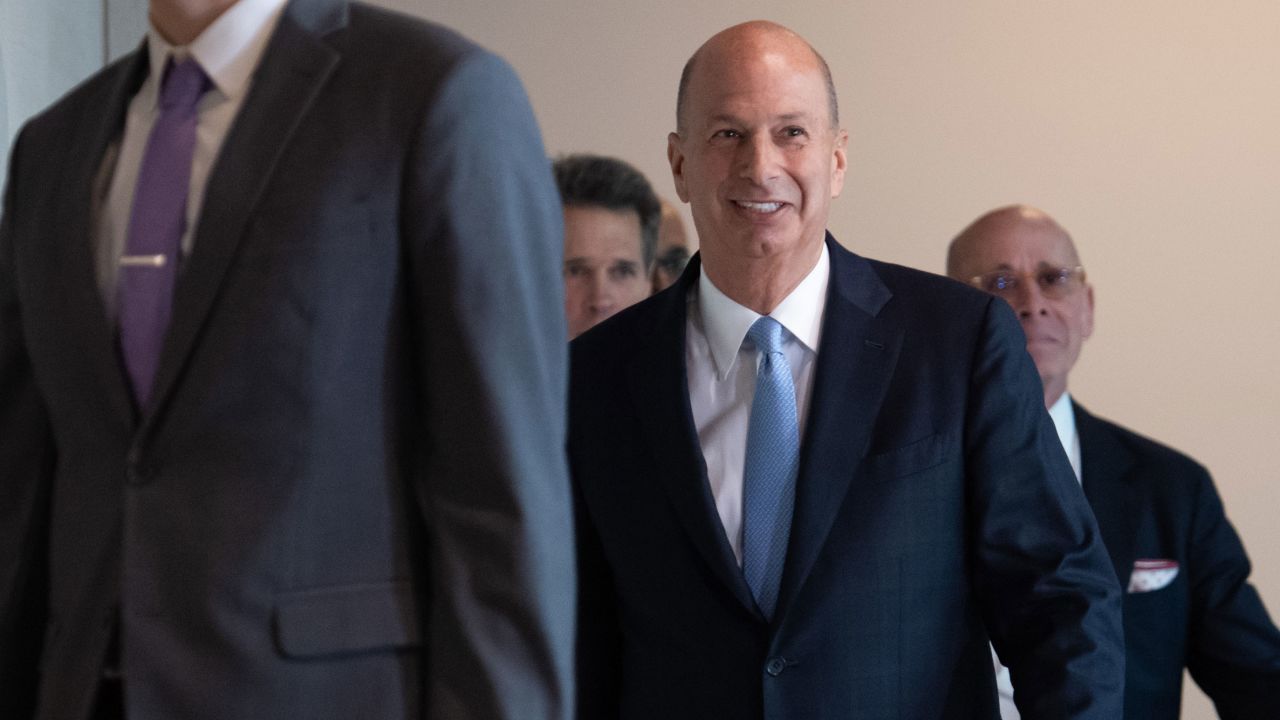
401, 49, 575, 720
0, 125, 57, 719
967, 298, 1126, 719
1183, 468, 1280, 718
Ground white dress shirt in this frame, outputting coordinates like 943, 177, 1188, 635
93, 0, 288, 318
1047, 392, 1082, 482
994, 392, 1082, 719
686, 242, 830, 565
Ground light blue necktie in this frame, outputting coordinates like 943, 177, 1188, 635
742, 316, 800, 619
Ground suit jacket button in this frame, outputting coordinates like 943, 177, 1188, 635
765, 657, 787, 676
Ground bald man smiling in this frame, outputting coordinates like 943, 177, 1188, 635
568, 23, 1124, 719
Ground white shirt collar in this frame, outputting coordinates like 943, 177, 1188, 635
698, 242, 830, 380
145, 0, 288, 106
1047, 392, 1082, 483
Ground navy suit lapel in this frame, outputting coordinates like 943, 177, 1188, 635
48, 48, 150, 430
627, 256, 760, 617
145, 0, 345, 426
1077, 402, 1140, 589
775, 237, 901, 621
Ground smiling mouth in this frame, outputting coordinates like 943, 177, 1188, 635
733, 200, 785, 214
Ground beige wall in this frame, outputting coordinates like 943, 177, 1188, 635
2, 1, 1273, 714
0, 0, 105, 179
382, 1, 1280, 716
0, 0, 145, 184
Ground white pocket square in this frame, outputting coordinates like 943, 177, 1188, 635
1128, 559, 1179, 593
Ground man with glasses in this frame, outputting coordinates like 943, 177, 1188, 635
948, 204, 1280, 720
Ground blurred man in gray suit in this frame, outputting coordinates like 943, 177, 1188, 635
0, 0, 574, 718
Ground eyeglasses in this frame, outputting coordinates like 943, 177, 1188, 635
968, 266, 1086, 300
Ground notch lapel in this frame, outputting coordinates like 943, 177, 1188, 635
46, 49, 150, 431
775, 238, 902, 621
1077, 403, 1140, 588
627, 258, 760, 616
143, 1, 345, 428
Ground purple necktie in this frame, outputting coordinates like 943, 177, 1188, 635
118, 58, 209, 407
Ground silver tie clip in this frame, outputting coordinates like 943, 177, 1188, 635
120, 254, 167, 268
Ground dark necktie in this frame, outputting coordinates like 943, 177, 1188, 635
118, 58, 209, 407
741, 316, 800, 619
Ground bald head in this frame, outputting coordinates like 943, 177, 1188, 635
946, 205, 1094, 408
676, 21, 839, 133
667, 20, 849, 313
947, 205, 1079, 279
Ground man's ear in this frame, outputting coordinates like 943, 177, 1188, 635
1082, 284, 1096, 339
830, 128, 849, 198
668, 132, 689, 202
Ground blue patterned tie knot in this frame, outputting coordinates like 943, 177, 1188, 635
741, 316, 799, 620
747, 314, 785, 357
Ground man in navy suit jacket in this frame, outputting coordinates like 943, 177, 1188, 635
569, 21, 1124, 719
948, 205, 1280, 719
0, 1, 574, 718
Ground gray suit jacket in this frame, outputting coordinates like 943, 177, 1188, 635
0, 2, 574, 718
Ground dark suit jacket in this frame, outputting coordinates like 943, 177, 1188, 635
0, 2, 574, 718
569, 237, 1125, 719
1075, 403, 1280, 719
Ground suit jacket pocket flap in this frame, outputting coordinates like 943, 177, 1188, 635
274, 580, 421, 658
866, 433, 952, 480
